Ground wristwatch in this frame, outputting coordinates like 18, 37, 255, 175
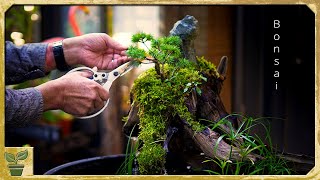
52, 40, 70, 71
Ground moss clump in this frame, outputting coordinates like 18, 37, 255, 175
137, 143, 166, 174
127, 32, 218, 174
196, 56, 220, 78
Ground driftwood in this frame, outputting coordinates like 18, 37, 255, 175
123, 15, 314, 174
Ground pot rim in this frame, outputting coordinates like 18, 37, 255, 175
44, 154, 126, 175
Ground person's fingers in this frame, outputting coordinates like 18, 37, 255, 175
120, 50, 127, 56
113, 49, 128, 56
92, 66, 98, 72
102, 34, 128, 51
87, 106, 96, 115
113, 53, 130, 62
121, 56, 130, 61
107, 59, 127, 70
72, 71, 93, 78
94, 96, 105, 111
97, 86, 109, 101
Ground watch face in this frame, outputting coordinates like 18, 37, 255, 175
53, 40, 63, 47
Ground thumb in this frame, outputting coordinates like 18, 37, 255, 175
75, 70, 94, 78
98, 86, 109, 101
92, 66, 98, 72
102, 34, 128, 51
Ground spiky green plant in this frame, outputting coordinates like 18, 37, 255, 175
203, 115, 293, 175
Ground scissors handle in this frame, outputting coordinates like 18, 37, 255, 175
68, 66, 94, 72
82, 70, 121, 119
66, 64, 129, 119
77, 100, 109, 119
102, 71, 120, 91
67, 67, 111, 119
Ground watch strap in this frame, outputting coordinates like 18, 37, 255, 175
53, 40, 70, 71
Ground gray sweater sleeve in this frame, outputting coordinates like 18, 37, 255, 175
5, 88, 44, 128
5, 41, 47, 84
5, 41, 48, 127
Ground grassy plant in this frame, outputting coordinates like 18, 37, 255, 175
203, 115, 293, 175
117, 124, 140, 175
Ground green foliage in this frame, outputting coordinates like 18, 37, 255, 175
117, 124, 141, 175
203, 115, 293, 175
132, 32, 154, 43
125, 32, 216, 174
127, 46, 147, 60
128, 32, 194, 80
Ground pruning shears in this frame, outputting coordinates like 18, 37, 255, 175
67, 61, 134, 119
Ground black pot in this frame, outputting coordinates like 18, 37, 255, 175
44, 154, 126, 175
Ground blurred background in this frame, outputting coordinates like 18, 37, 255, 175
5, 5, 315, 174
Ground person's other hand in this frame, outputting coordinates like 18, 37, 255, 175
36, 70, 108, 116
63, 33, 129, 70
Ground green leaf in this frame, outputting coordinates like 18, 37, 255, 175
201, 76, 207, 82
151, 39, 160, 48
183, 87, 189, 93
214, 134, 227, 154
145, 34, 154, 41
16, 149, 28, 161
196, 87, 202, 95
5, 152, 15, 162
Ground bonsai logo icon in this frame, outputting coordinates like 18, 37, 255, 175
5, 149, 28, 176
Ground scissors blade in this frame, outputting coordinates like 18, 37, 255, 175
102, 61, 135, 91
120, 61, 135, 76
113, 61, 135, 77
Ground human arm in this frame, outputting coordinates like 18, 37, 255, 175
44, 33, 129, 72
5, 33, 127, 127
5, 33, 129, 83
6, 71, 108, 128
5, 41, 47, 85
5, 88, 43, 128
35, 70, 108, 116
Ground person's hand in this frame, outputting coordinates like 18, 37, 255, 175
63, 33, 129, 70
35, 70, 108, 116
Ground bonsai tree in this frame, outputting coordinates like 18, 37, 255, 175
122, 15, 312, 175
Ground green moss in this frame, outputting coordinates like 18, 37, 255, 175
131, 63, 209, 173
137, 143, 166, 174
196, 56, 219, 78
